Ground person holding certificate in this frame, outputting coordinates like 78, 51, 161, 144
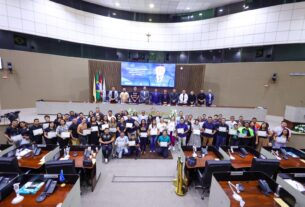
4, 120, 21, 144
256, 122, 272, 151
117, 117, 127, 137
77, 118, 89, 145
138, 119, 148, 154
157, 130, 171, 158
99, 128, 115, 163
29, 119, 44, 144
167, 116, 177, 151
54, 113, 63, 127
202, 117, 216, 146
237, 122, 255, 146
127, 134, 140, 159
188, 119, 201, 148
229, 124, 239, 146
148, 119, 160, 153
19, 121, 31, 145
69, 118, 80, 145
108, 117, 117, 138
89, 117, 100, 145
215, 118, 229, 149
273, 128, 290, 149
44, 121, 58, 145
114, 132, 129, 158
125, 116, 136, 138
56, 119, 70, 148
176, 118, 189, 148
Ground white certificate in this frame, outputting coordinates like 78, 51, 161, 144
47, 132, 57, 138
238, 133, 247, 138
276, 136, 287, 143
101, 124, 109, 130
177, 128, 184, 134
132, 116, 138, 121
204, 129, 213, 134
33, 128, 43, 136
61, 132, 70, 139
150, 129, 158, 135
91, 126, 98, 132
219, 127, 227, 132
126, 123, 133, 128
83, 129, 91, 135
66, 121, 72, 127
257, 131, 267, 137
11, 134, 23, 142
128, 141, 136, 146
160, 142, 168, 147
193, 129, 200, 135
140, 132, 147, 137
109, 128, 117, 133
42, 123, 49, 129
168, 126, 175, 132
229, 129, 237, 135
163, 119, 170, 123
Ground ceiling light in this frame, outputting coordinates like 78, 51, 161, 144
115, 2, 120, 7
199, 13, 202, 16
148, 18, 152, 22
149, 3, 154, 8
190, 15, 194, 18
243, 4, 249, 9
186, 7, 190, 10
219, 8, 223, 12
112, 12, 116, 16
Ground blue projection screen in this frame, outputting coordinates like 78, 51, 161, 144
121, 62, 176, 87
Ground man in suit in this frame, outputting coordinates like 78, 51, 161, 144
161, 89, 170, 105
140, 86, 150, 104
108, 86, 119, 103
205, 89, 214, 107
150, 88, 160, 105
169, 89, 179, 105
179, 90, 188, 105
197, 89, 206, 106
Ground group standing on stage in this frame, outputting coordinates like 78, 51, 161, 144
4, 107, 291, 163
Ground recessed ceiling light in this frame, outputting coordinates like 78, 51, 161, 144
148, 18, 152, 22
199, 13, 202, 16
149, 3, 154, 8
186, 7, 190, 10
219, 8, 223, 12
190, 15, 194, 18
115, 2, 120, 7
112, 12, 116, 16
243, 4, 249, 9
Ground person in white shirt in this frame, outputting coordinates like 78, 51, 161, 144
157, 118, 167, 133
226, 116, 237, 129
107, 110, 116, 121
148, 119, 160, 152
273, 121, 291, 138
115, 132, 129, 158
168, 116, 177, 150
179, 90, 188, 105
188, 119, 201, 148
138, 111, 148, 122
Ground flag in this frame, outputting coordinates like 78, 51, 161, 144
102, 76, 106, 101
99, 72, 103, 98
95, 72, 101, 101
93, 74, 96, 102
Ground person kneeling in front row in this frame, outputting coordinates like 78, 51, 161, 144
157, 130, 171, 159
99, 128, 115, 163
115, 132, 129, 158
128, 134, 141, 159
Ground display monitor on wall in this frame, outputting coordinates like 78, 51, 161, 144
121, 62, 176, 87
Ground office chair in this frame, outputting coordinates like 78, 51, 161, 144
45, 160, 77, 174
250, 158, 280, 178
0, 157, 22, 174
196, 160, 231, 199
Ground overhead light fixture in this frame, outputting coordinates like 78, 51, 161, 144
190, 15, 194, 19
219, 8, 223, 12
115, 2, 120, 7
149, 3, 154, 8
243, 4, 249, 9
199, 13, 202, 16
186, 7, 190, 10
112, 12, 116, 16
148, 18, 152, 22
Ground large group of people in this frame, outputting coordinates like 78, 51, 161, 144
4, 107, 291, 163
107, 86, 215, 106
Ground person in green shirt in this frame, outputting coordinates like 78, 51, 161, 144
157, 130, 171, 158
237, 122, 254, 146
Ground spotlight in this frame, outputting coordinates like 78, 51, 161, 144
243, 4, 249, 9
219, 8, 223, 12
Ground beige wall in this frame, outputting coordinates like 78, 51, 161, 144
0, 49, 89, 109
204, 62, 305, 116
1, 49, 305, 116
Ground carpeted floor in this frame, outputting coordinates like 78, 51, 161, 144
122, 148, 173, 159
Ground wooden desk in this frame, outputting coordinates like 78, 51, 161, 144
18, 150, 49, 169
64, 151, 95, 169
278, 155, 305, 170
230, 151, 256, 169
219, 180, 282, 207
184, 151, 219, 169
0, 183, 73, 207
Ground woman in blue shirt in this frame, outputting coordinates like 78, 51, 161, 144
157, 130, 171, 158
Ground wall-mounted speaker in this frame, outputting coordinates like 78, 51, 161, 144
271, 73, 277, 82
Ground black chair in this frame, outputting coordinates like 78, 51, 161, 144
0, 157, 21, 174
45, 160, 76, 174
250, 158, 280, 178
196, 160, 231, 199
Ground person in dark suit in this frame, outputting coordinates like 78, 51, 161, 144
161, 89, 170, 105
150, 89, 160, 105
188, 91, 196, 106
197, 89, 206, 106
108, 86, 119, 103
205, 89, 214, 107
140, 86, 150, 104
169, 89, 179, 105
130, 87, 140, 104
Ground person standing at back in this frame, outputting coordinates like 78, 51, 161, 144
130, 87, 140, 104
108, 86, 119, 103
169, 89, 179, 105
140, 86, 150, 104
120, 88, 129, 104
179, 90, 188, 106
197, 90, 206, 106
205, 89, 214, 107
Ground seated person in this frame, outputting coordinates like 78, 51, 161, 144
128, 134, 140, 159
115, 132, 129, 158
197, 90, 206, 106
157, 130, 171, 158
99, 128, 115, 163
169, 89, 179, 105
140, 86, 150, 104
